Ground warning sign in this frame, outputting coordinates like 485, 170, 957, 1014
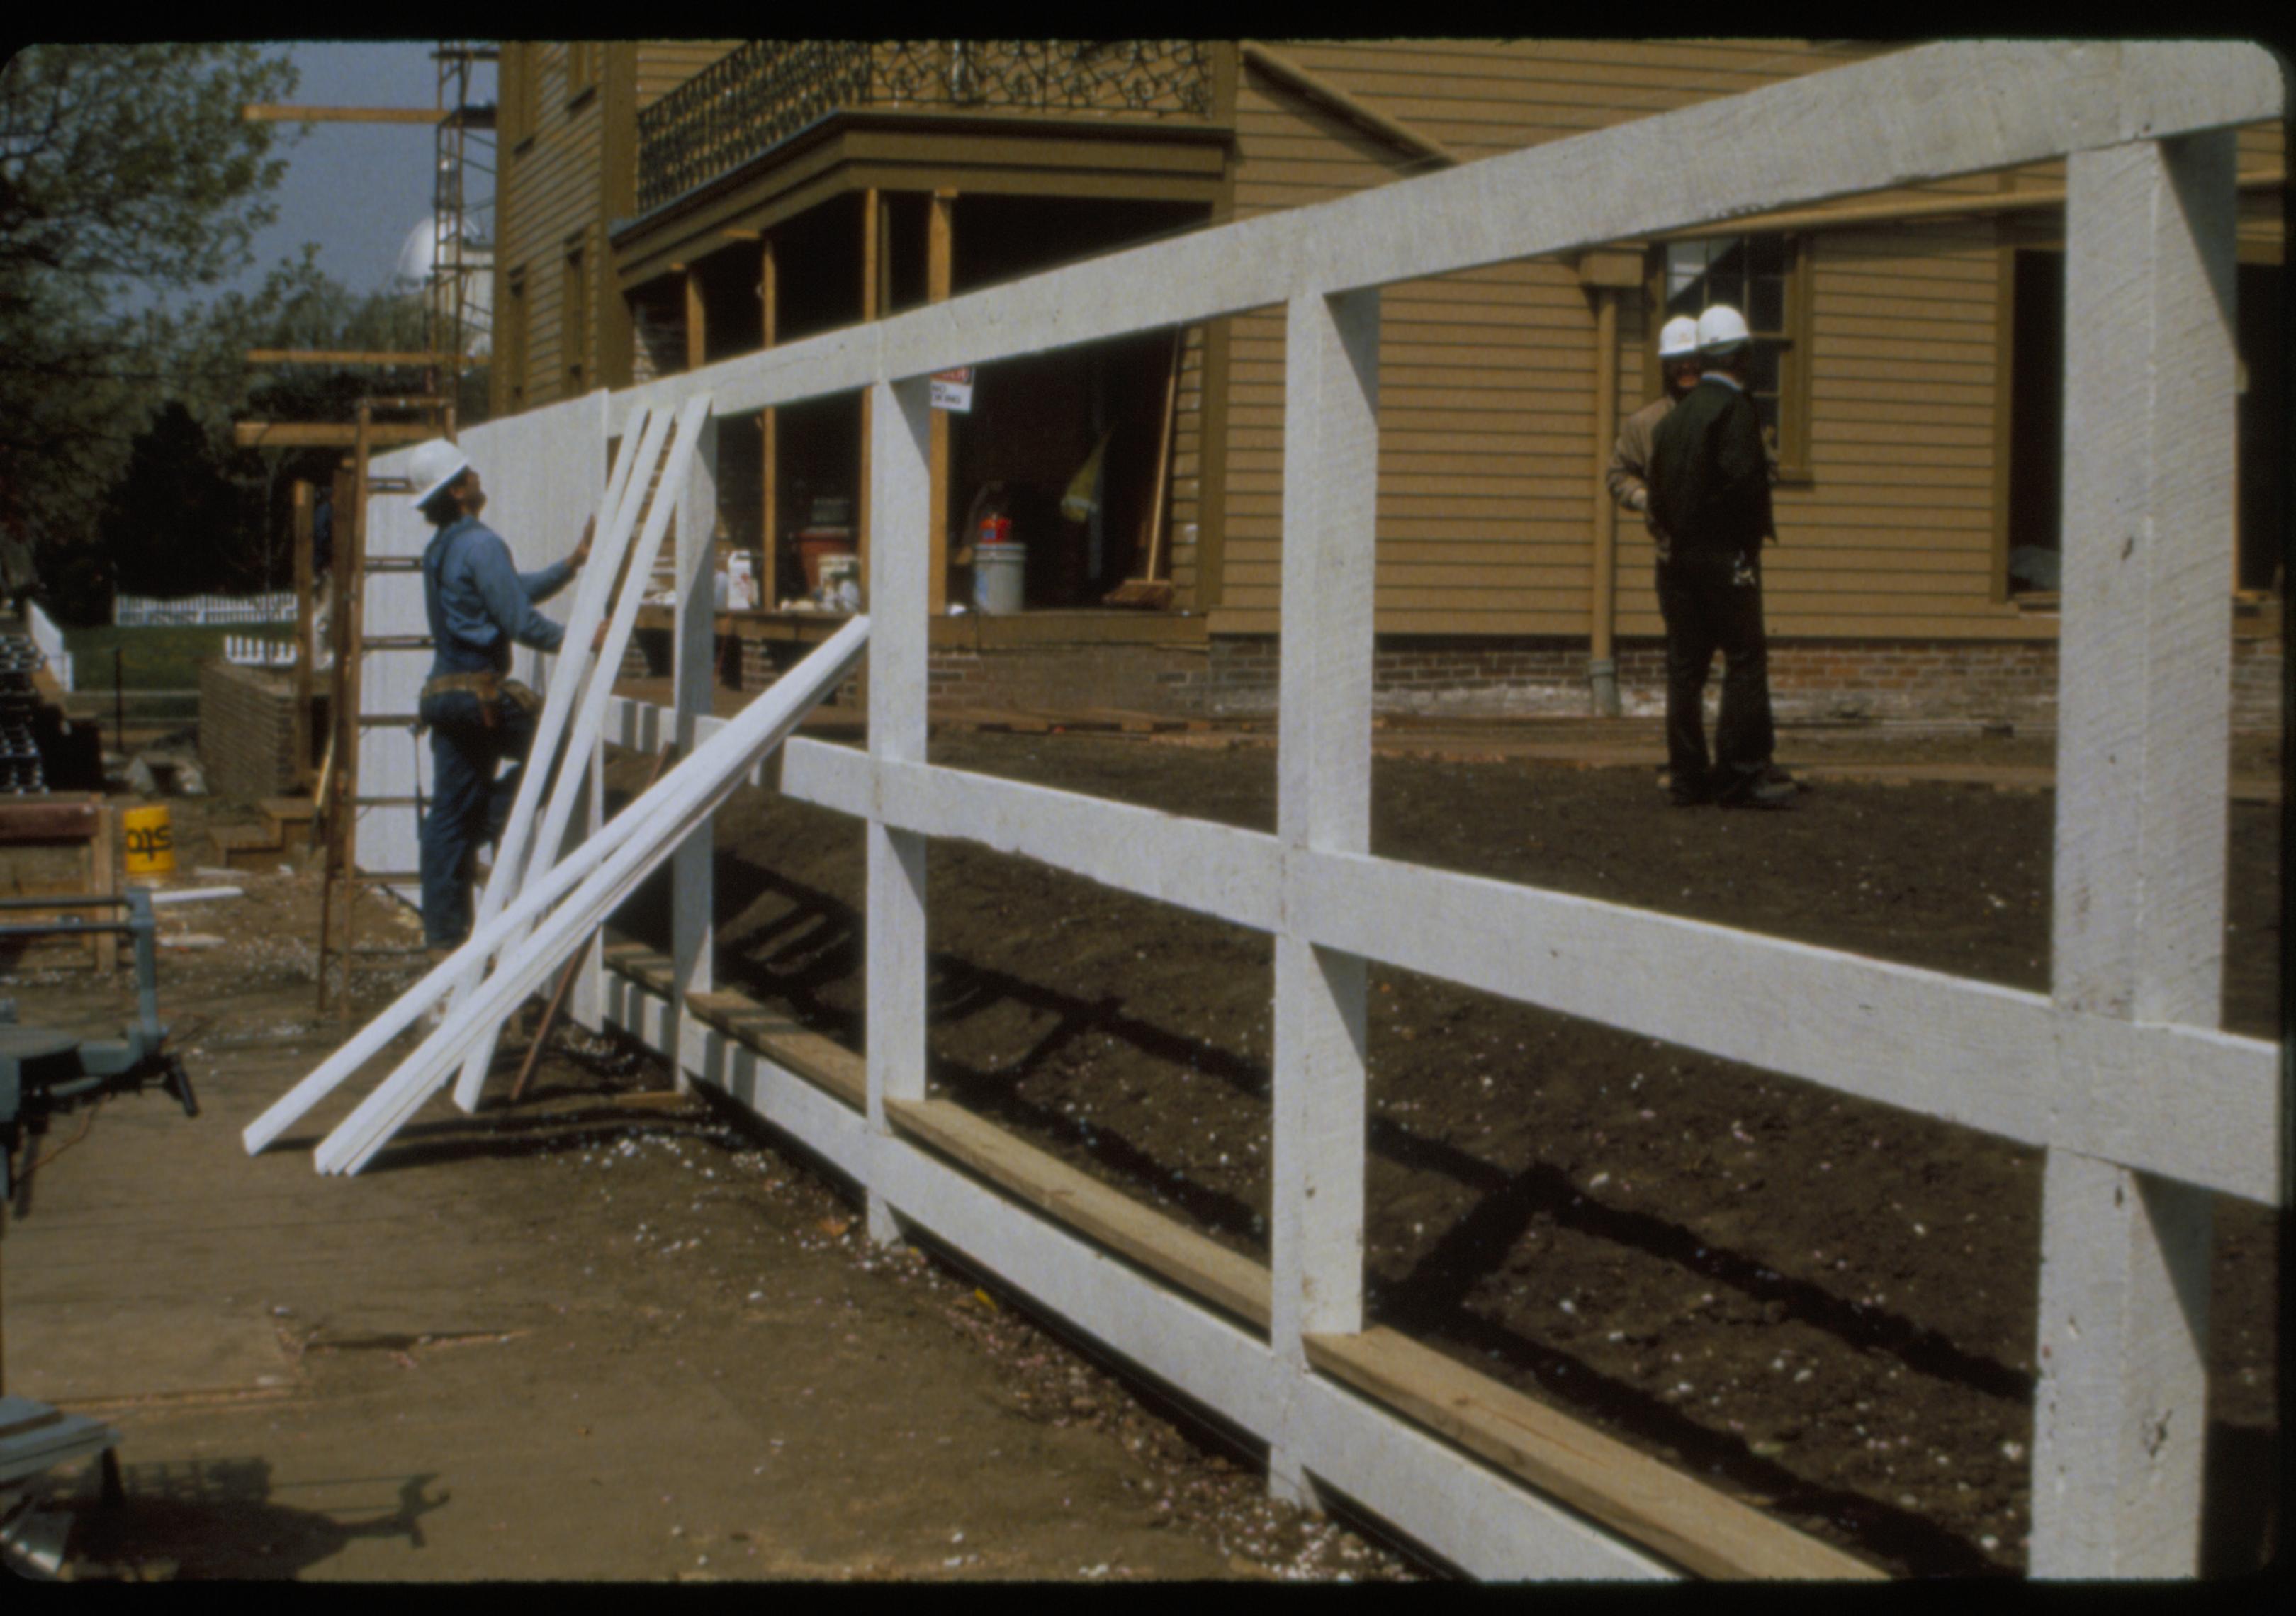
930, 367, 974, 413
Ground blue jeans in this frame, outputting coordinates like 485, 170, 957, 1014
417, 688, 536, 948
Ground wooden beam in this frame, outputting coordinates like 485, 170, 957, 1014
241, 104, 440, 125
927, 189, 955, 615
1304, 1330, 1884, 1581
246, 349, 471, 369
889, 1096, 1272, 1325
684, 267, 707, 372
760, 236, 779, 568
235, 421, 431, 449
857, 189, 882, 590
1651, 162, 2283, 243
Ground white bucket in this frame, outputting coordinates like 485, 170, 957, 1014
973, 543, 1025, 615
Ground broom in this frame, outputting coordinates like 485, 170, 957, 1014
1103, 332, 1183, 610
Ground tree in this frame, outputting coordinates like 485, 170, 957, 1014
0, 45, 296, 558
94, 399, 266, 598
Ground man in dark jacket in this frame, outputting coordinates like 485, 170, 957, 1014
1646, 304, 1792, 809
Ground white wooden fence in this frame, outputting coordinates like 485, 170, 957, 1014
223, 634, 298, 668
115, 591, 298, 627
359, 42, 2282, 1579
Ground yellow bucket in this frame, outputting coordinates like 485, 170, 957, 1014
122, 804, 176, 877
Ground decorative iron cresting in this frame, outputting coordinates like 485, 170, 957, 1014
638, 40, 1215, 214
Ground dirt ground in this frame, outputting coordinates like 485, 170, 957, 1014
3, 717, 2280, 1581
600, 718, 2283, 1580
0, 825, 1419, 1583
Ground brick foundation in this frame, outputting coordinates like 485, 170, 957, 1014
1197, 632, 2283, 734
198, 658, 303, 799
715, 625, 2283, 735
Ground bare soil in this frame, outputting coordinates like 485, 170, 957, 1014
587, 721, 2285, 1579
0, 810, 1419, 1583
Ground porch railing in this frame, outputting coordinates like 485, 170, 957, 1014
637, 40, 1217, 214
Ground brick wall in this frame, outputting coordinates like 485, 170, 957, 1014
715, 626, 2283, 734
1198, 632, 2285, 733
198, 658, 302, 799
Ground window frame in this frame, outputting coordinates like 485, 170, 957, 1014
1643, 230, 1813, 481
565, 41, 600, 106
501, 264, 529, 415
562, 235, 589, 398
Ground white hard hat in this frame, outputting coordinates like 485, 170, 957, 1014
408, 438, 471, 507
1695, 304, 1752, 354
1658, 315, 1701, 359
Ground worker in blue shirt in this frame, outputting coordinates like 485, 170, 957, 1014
407, 438, 597, 953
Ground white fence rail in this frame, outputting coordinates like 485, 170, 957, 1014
376, 41, 2283, 1581
115, 591, 297, 627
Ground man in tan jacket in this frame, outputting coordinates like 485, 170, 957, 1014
1608, 315, 1706, 561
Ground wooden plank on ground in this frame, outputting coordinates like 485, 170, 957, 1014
686, 987, 866, 1108
884, 1094, 1274, 1329
1304, 1328, 1884, 1581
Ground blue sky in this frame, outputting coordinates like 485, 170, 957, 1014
234, 40, 497, 298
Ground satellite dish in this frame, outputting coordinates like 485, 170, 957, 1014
393, 213, 492, 288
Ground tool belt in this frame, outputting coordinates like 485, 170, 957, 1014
420, 670, 540, 729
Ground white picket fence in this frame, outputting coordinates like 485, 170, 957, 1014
350, 42, 2278, 1581
116, 591, 297, 627
223, 634, 298, 668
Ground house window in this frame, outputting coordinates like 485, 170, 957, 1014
1658, 232, 1809, 474
563, 241, 588, 395
565, 41, 600, 104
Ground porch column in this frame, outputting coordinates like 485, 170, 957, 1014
857, 189, 882, 593
760, 235, 778, 590
2030, 129, 2236, 1578
928, 189, 955, 614
684, 263, 706, 371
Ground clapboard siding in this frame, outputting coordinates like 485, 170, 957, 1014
499, 43, 602, 412
1215, 40, 2115, 644
638, 41, 740, 107
497, 43, 733, 416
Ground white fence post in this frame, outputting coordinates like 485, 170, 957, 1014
1268, 286, 1381, 1509
672, 415, 723, 1089
865, 376, 935, 1247
2030, 130, 2238, 1578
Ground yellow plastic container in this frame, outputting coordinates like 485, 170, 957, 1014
122, 804, 176, 877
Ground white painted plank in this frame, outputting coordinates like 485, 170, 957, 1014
609, 44, 2280, 433
865, 376, 934, 1246
451, 395, 715, 1110
1268, 287, 1380, 1503
317, 612, 862, 1174
2030, 131, 2239, 1579
870, 759, 1281, 933
1288, 1373, 1672, 1580
441, 402, 664, 1062
243, 617, 865, 1160
669, 415, 722, 1095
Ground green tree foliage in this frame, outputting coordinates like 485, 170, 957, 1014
94, 399, 265, 599
0, 44, 296, 568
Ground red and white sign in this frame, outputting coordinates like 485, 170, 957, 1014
930, 367, 974, 413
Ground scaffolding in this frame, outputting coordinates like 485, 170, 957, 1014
427, 42, 498, 415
